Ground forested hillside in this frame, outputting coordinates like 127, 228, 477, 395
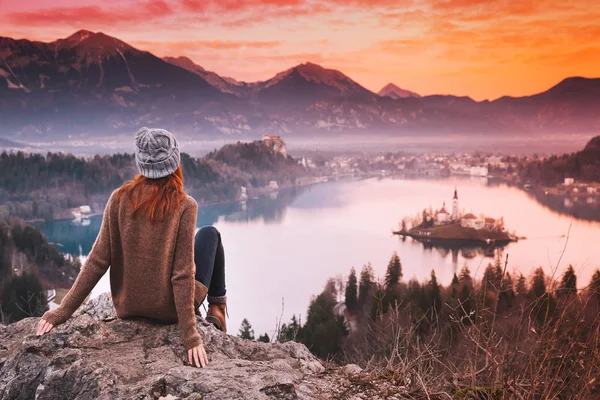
519, 135, 600, 185
0, 218, 80, 324
0, 140, 308, 220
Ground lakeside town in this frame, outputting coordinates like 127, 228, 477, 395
294, 138, 600, 220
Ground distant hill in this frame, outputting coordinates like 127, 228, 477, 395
2, 30, 600, 139
378, 83, 420, 99
519, 135, 600, 185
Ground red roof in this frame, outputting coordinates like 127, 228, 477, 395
438, 207, 449, 214
485, 217, 496, 223
463, 213, 477, 220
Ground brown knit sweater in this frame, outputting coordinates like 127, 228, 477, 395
42, 189, 203, 350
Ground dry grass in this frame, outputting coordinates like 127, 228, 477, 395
340, 282, 600, 399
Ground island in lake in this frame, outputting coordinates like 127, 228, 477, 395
394, 188, 521, 247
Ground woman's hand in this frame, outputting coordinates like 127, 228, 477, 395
36, 318, 54, 335
188, 342, 209, 368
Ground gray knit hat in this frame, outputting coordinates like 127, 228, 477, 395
134, 127, 181, 179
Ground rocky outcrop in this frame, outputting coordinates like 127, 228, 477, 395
0, 293, 404, 400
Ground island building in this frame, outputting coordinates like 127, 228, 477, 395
430, 188, 501, 231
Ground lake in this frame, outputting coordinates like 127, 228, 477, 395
39, 177, 600, 338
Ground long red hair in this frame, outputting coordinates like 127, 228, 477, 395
115, 166, 185, 222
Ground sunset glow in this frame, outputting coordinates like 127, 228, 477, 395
2, 0, 599, 100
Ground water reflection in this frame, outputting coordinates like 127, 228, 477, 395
400, 235, 505, 276
526, 189, 600, 223
487, 180, 600, 223
38, 187, 305, 256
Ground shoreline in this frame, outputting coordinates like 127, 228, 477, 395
27, 172, 381, 224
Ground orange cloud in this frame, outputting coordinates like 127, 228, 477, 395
3, 0, 600, 100
181, 0, 306, 13
7, 1, 173, 26
132, 39, 283, 52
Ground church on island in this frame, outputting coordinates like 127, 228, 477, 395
424, 188, 502, 231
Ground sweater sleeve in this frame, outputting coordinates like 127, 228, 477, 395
42, 191, 115, 326
171, 199, 202, 350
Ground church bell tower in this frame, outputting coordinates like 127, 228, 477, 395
452, 188, 459, 220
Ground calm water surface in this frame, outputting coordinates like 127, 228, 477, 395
40, 177, 600, 337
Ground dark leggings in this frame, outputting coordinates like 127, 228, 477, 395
194, 226, 227, 299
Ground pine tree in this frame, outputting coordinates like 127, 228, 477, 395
483, 263, 496, 290
358, 264, 374, 310
238, 318, 255, 340
531, 268, 556, 323
515, 273, 527, 296
498, 272, 515, 312
450, 273, 459, 299
483, 262, 502, 291
385, 252, 402, 290
458, 283, 475, 323
369, 285, 387, 321
559, 265, 577, 296
451, 273, 459, 286
530, 267, 547, 299
300, 288, 346, 359
278, 315, 301, 342
344, 267, 358, 314
258, 333, 270, 343
459, 264, 472, 286
427, 270, 442, 318
493, 252, 504, 280
323, 278, 338, 300
0, 223, 12, 283
1, 274, 47, 323
590, 270, 600, 301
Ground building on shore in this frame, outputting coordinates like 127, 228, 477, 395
239, 186, 248, 202
484, 217, 496, 230
72, 205, 91, 225
461, 213, 482, 229
437, 203, 450, 224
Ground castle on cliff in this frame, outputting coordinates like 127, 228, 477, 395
262, 134, 287, 157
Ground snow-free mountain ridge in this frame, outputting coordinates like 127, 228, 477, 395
1, 30, 599, 139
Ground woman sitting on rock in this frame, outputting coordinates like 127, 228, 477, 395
36, 127, 228, 369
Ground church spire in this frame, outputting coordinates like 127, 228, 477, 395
452, 187, 459, 221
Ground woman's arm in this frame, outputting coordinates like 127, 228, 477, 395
171, 199, 202, 350
171, 202, 202, 350
40, 191, 115, 327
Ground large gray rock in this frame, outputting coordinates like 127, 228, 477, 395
0, 293, 403, 400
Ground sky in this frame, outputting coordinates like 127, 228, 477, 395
1, 0, 599, 101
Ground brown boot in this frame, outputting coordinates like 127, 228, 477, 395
194, 281, 208, 317
205, 296, 227, 333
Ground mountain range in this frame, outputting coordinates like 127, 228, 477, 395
1, 30, 599, 140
